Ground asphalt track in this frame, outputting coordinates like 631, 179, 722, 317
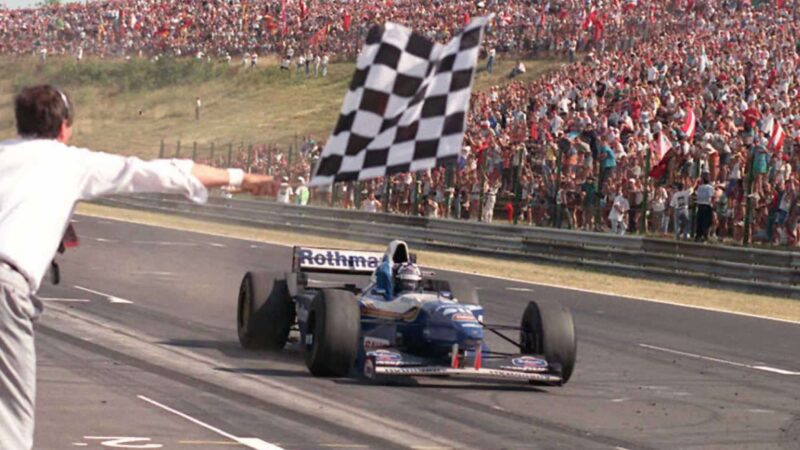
34, 214, 800, 450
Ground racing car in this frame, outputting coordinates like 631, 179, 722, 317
236, 240, 577, 385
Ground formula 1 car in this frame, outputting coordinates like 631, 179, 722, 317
236, 240, 577, 385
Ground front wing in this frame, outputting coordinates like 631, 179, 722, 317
375, 365, 563, 383
364, 348, 564, 385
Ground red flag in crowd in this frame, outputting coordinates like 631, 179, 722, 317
299, 0, 307, 21
649, 148, 675, 179
651, 131, 672, 162
264, 15, 279, 34
309, 23, 329, 46
463, 12, 470, 26
539, 7, 546, 27
686, 0, 696, 12
624, 0, 638, 13
581, 7, 596, 30
682, 107, 696, 141
530, 120, 539, 141
768, 119, 786, 153
593, 15, 604, 41
343, 11, 352, 32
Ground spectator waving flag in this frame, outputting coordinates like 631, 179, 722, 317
650, 131, 672, 162
682, 107, 696, 141
768, 119, 786, 153
310, 17, 490, 186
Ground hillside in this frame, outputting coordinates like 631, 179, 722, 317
0, 56, 563, 158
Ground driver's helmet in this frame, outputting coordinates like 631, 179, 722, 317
394, 263, 422, 294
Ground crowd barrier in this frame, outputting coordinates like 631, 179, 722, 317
91, 194, 800, 299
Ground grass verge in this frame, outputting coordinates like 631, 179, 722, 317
75, 202, 800, 324
0, 56, 563, 159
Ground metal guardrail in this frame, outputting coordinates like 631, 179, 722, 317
91, 194, 800, 299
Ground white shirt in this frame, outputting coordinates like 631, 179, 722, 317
609, 194, 629, 221
670, 189, 692, 211
695, 184, 714, 205
362, 199, 380, 213
0, 139, 207, 291
277, 183, 293, 203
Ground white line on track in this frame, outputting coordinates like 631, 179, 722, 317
505, 287, 533, 292
134, 271, 176, 276
131, 240, 198, 246
73, 285, 134, 304
76, 213, 800, 326
39, 297, 91, 303
137, 395, 283, 450
639, 344, 800, 376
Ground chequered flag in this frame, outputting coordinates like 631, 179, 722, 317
310, 17, 490, 186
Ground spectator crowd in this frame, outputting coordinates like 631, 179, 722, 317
1, 0, 653, 62
5, 0, 800, 247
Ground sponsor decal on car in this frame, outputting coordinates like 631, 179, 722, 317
367, 349, 403, 365
437, 305, 479, 322
499, 356, 549, 372
296, 247, 382, 272
451, 312, 478, 322
363, 336, 391, 349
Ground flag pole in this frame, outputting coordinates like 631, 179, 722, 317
640, 145, 651, 234
242, 0, 247, 33
743, 146, 756, 245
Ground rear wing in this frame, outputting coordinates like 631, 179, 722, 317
292, 246, 385, 275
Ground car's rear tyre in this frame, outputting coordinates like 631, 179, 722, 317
520, 300, 576, 384
305, 289, 360, 377
237, 271, 295, 350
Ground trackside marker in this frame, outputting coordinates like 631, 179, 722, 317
640, 344, 800, 376
137, 395, 283, 450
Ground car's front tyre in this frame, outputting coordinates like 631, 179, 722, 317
304, 289, 361, 377
520, 300, 577, 384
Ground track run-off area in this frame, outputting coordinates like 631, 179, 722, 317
35, 214, 800, 450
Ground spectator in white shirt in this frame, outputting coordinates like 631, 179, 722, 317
321, 54, 329, 77
314, 55, 322, 77
694, 175, 715, 241
0, 85, 276, 450
670, 182, 693, 240
277, 176, 294, 204
361, 191, 381, 213
609, 186, 630, 235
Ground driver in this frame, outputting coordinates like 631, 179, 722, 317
394, 263, 422, 296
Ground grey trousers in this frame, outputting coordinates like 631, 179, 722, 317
0, 263, 41, 450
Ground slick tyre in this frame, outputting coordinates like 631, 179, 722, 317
305, 289, 360, 377
237, 271, 295, 350
520, 300, 577, 384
